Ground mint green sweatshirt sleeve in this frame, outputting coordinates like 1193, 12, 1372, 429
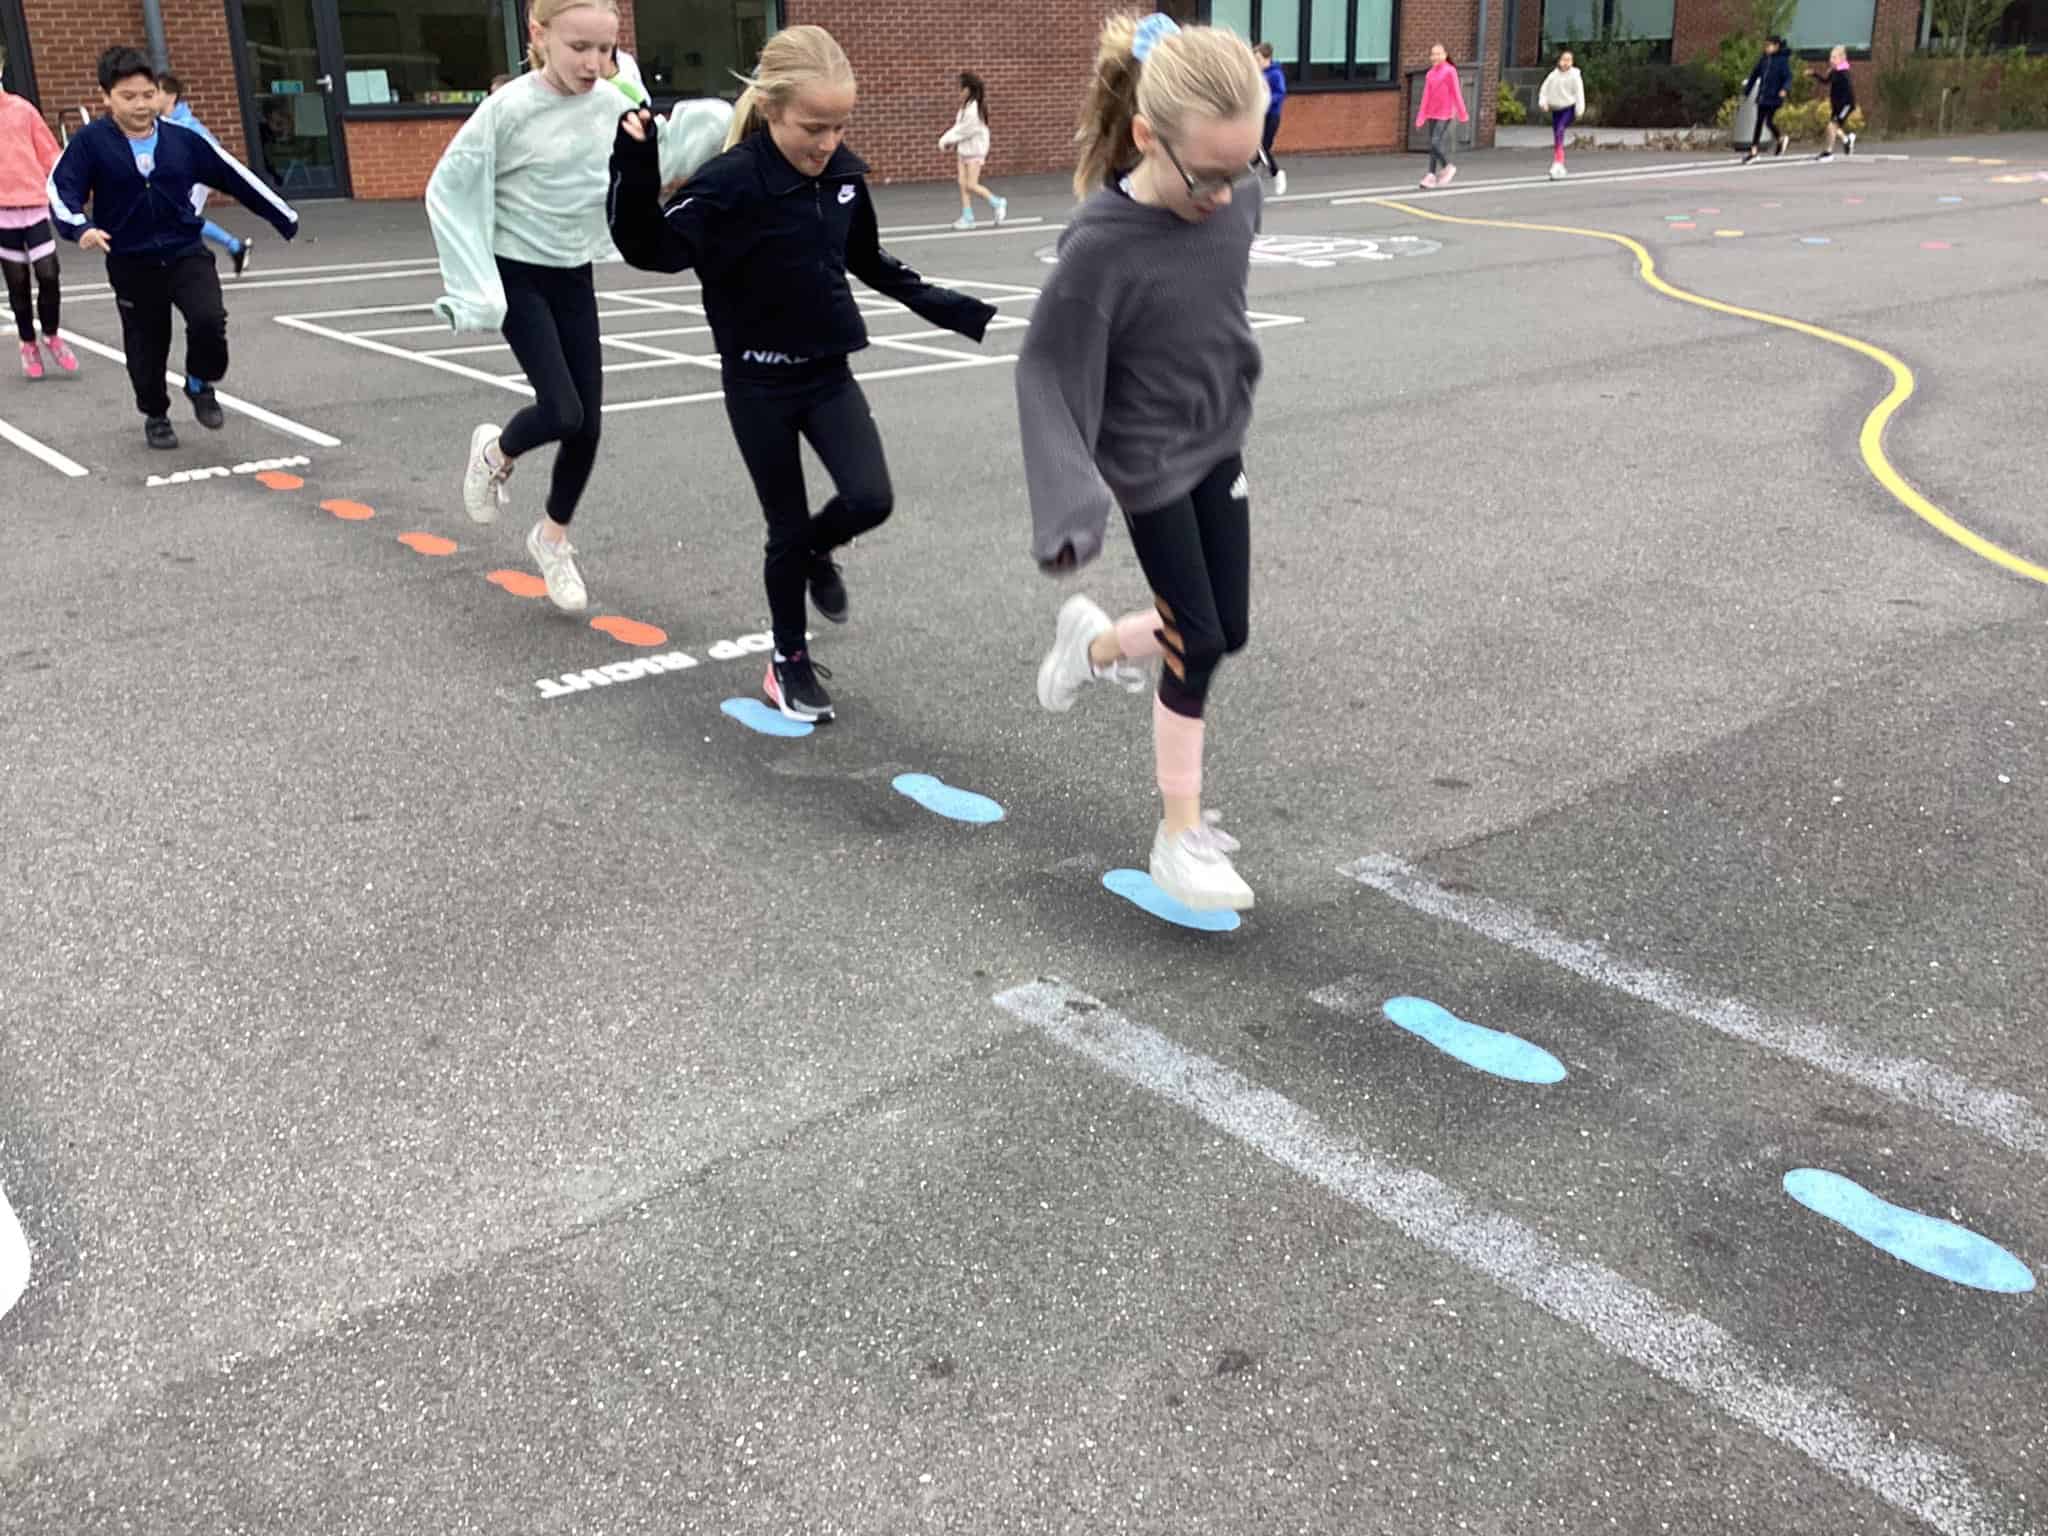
656, 97, 732, 188
425, 102, 504, 333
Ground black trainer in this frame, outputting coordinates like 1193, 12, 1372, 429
808, 554, 849, 623
765, 651, 834, 722
231, 238, 253, 279
189, 385, 225, 430
145, 415, 179, 451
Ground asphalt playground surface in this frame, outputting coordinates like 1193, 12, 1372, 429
3, 133, 2046, 1534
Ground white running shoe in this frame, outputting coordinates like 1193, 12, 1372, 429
1437, 164, 1458, 186
1150, 813, 1254, 912
952, 213, 975, 231
1549, 161, 1567, 180
463, 424, 509, 525
1038, 594, 1112, 712
1273, 170, 1288, 196
527, 521, 588, 613
992, 196, 1009, 226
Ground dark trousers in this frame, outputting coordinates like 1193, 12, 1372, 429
3, 254, 60, 343
1750, 103, 1782, 150
496, 257, 604, 525
1124, 455, 1251, 720
107, 248, 225, 417
722, 358, 893, 656
1259, 113, 1282, 176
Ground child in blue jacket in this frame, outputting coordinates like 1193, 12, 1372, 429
1255, 41, 1287, 196
49, 47, 299, 449
156, 74, 253, 277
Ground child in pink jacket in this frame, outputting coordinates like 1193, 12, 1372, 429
0, 83, 78, 380
1415, 44, 1469, 190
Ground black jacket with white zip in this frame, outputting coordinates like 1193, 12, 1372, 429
607, 122, 995, 362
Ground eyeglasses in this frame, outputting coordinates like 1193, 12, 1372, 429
1159, 136, 1256, 199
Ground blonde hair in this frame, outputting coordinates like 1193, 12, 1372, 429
527, 0, 618, 73
725, 25, 855, 150
1073, 16, 1266, 200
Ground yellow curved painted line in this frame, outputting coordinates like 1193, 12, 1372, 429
1370, 197, 2048, 587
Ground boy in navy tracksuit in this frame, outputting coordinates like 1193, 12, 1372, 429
48, 47, 299, 449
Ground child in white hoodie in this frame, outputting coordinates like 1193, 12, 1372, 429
1537, 50, 1586, 179
940, 71, 1006, 230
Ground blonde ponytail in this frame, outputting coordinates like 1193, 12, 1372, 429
723, 24, 855, 150
1073, 14, 1267, 199
526, 0, 618, 73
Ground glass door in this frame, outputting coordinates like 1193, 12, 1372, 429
233, 0, 350, 197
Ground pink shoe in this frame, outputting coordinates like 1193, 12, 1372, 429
1437, 164, 1458, 187
1420, 173, 1438, 189
41, 336, 78, 374
19, 341, 42, 381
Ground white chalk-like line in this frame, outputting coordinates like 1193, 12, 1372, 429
0, 1185, 28, 1320
1328, 153, 1909, 208
995, 979, 2008, 1536
1345, 856, 2048, 1159
600, 353, 1020, 414
274, 314, 534, 396
58, 329, 342, 448
0, 414, 90, 477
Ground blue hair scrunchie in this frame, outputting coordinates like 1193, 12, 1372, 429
1132, 13, 1181, 62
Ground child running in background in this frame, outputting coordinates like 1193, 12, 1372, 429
609, 25, 996, 724
1020, 13, 1268, 912
427, 0, 726, 612
0, 76, 77, 380
1255, 42, 1287, 196
1740, 36, 1792, 163
49, 46, 299, 449
1814, 46, 1857, 160
940, 71, 1006, 230
156, 74, 253, 276
1538, 48, 1585, 179
1415, 44, 1468, 189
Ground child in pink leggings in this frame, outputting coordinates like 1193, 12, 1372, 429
0, 85, 79, 380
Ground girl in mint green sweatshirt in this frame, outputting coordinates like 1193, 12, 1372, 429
426, 0, 724, 613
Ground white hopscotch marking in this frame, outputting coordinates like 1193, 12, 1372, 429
0, 414, 89, 477
58, 329, 342, 448
0, 1185, 28, 1320
1345, 856, 2048, 1159
995, 979, 2009, 1536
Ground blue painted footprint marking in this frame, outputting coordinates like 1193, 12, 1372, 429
721, 698, 814, 738
1381, 996, 1567, 1084
1783, 1168, 2035, 1293
1102, 869, 1241, 933
893, 773, 1005, 824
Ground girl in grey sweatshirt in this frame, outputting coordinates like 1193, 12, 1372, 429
1016, 14, 1268, 915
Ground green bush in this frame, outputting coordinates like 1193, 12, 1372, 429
1875, 55, 1938, 131
1997, 49, 2048, 129
1603, 58, 1727, 126
1498, 82, 1528, 125
1774, 99, 1867, 140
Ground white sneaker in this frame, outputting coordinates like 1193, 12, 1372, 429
527, 521, 588, 612
1845, 132, 1857, 156
1150, 813, 1254, 912
463, 424, 509, 525
952, 213, 975, 231
992, 196, 1009, 226
1037, 594, 1112, 712
1549, 161, 1567, 180
1273, 170, 1288, 196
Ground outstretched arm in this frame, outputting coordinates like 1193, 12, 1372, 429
845, 186, 996, 341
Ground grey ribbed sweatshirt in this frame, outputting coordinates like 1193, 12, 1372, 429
1015, 178, 1263, 569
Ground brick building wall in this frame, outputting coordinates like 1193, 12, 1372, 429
20, 0, 244, 157
344, 118, 467, 200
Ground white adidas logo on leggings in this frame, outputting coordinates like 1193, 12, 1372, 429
1229, 472, 1249, 501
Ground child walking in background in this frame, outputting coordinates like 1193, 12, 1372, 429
49, 46, 299, 448
940, 71, 1006, 230
1814, 46, 1857, 160
1537, 49, 1585, 179
0, 77, 77, 380
1740, 36, 1792, 163
427, 0, 726, 612
156, 74, 253, 276
1255, 42, 1287, 196
1415, 44, 1468, 189
1019, 13, 1268, 912
610, 25, 995, 724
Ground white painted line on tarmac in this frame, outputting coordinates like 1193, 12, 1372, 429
1345, 856, 2048, 1158
274, 314, 533, 397
1327, 153, 1913, 208
0, 414, 89, 477
995, 978, 2009, 1536
0, 1184, 28, 1320
58, 329, 342, 448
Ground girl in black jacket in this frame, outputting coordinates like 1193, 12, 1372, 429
1814, 46, 1858, 160
1741, 36, 1793, 164
609, 25, 996, 724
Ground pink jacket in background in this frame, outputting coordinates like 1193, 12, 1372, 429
0, 92, 62, 208
1415, 61, 1471, 127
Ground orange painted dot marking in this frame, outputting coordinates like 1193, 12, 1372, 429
590, 615, 669, 648
487, 569, 549, 598
321, 498, 375, 520
256, 471, 305, 490
398, 531, 457, 557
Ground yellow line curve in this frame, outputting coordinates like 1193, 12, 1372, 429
1370, 197, 2048, 588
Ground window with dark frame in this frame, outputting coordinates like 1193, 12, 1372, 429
337, 0, 521, 107
1207, 0, 1396, 87
633, 0, 778, 102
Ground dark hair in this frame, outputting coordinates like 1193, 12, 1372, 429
99, 47, 156, 92
1766, 34, 1786, 46
157, 71, 185, 99
1256, 41, 1274, 60
959, 69, 987, 128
